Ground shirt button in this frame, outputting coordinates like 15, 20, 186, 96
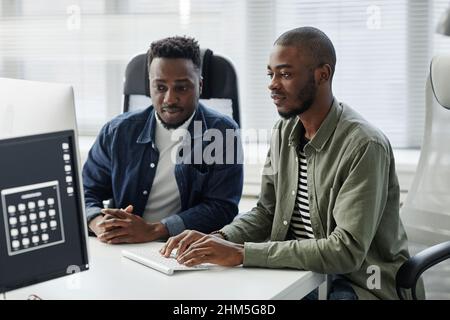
291, 190, 296, 196
283, 220, 288, 226
150, 163, 155, 168
142, 190, 148, 195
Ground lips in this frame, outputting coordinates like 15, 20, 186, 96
271, 93, 286, 105
162, 107, 182, 114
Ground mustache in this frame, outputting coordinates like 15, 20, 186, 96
161, 104, 182, 112
270, 91, 285, 97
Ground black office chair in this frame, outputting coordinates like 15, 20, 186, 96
396, 240, 450, 299
123, 48, 241, 127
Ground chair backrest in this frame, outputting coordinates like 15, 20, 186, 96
400, 55, 450, 246
122, 49, 240, 127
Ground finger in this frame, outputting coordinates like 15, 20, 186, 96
124, 205, 133, 213
101, 214, 125, 232
101, 208, 129, 219
183, 255, 213, 267
177, 247, 211, 264
161, 235, 182, 257
177, 238, 191, 257
108, 236, 132, 244
103, 225, 120, 233
98, 235, 108, 243
99, 228, 129, 242
176, 231, 206, 257
97, 218, 129, 229
97, 214, 115, 232
161, 230, 191, 257
178, 234, 210, 257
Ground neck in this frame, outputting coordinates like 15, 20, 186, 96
297, 92, 333, 140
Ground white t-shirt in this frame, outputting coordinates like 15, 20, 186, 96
142, 111, 195, 223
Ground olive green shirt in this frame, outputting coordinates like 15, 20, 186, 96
221, 99, 424, 300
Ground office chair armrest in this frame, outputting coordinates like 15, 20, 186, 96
396, 241, 450, 299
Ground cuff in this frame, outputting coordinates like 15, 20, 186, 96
243, 242, 270, 267
85, 206, 103, 224
220, 225, 241, 243
161, 214, 186, 236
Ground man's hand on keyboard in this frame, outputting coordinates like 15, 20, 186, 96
160, 230, 244, 267
96, 205, 169, 244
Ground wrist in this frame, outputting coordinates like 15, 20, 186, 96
150, 222, 169, 240
237, 245, 244, 265
210, 230, 228, 241
88, 215, 103, 235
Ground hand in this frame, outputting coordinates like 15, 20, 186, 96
96, 205, 169, 244
160, 230, 244, 267
88, 209, 127, 237
160, 230, 207, 257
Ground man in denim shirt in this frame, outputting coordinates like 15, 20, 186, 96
83, 36, 243, 244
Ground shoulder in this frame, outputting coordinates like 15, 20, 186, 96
337, 102, 392, 155
199, 104, 239, 131
101, 107, 152, 136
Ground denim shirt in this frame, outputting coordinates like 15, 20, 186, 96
82, 103, 243, 236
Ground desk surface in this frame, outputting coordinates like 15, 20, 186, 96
6, 237, 325, 300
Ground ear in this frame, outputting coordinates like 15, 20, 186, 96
316, 64, 332, 85
199, 76, 203, 96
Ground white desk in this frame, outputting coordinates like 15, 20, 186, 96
5, 237, 325, 300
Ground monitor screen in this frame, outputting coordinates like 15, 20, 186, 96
0, 130, 89, 293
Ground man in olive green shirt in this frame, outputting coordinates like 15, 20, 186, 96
160, 26, 424, 300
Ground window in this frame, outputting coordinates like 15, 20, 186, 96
1, 0, 449, 147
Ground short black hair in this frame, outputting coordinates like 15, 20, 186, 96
147, 36, 201, 72
275, 26, 336, 79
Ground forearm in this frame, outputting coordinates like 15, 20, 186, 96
242, 229, 366, 274
221, 203, 273, 244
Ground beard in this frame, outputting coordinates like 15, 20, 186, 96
156, 105, 189, 130
278, 71, 317, 120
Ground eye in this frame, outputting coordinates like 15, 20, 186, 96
156, 85, 166, 92
280, 72, 291, 79
176, 86, 188, 92
267, 72, 274, 79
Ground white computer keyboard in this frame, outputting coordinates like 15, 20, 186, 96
121, 248, 211, 275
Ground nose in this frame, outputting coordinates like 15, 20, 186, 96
163, 89, 179, 105
268, 75, 280, 91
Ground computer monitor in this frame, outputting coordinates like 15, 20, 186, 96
0, 130, 89, 293
0, 78, 89, 294
0, 77, 78, 139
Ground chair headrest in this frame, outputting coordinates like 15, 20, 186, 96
124, 54, 149, 96
200, 49, 214, 98
430, 55, 450, 109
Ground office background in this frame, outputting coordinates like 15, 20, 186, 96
1, 0, 450, 145
0, 0, 449, 299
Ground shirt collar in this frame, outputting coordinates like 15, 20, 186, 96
288, 98, 342, 152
